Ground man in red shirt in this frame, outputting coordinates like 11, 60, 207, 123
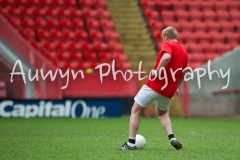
118, 27, 188, 150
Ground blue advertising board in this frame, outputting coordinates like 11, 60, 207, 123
0, 100, 122, 118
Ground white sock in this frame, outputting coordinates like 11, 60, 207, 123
127, 142, 136, 147
169, 138, 176, 142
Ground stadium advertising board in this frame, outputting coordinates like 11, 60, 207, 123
0, 100, 122, 118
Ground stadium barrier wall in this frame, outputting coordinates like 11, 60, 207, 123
0, 15, 62, 99
188, 47, 240, 117
0, 99, 123, 118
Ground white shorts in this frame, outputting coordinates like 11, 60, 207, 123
134, 85, 172, 111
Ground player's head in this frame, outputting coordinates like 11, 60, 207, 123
162, 27, 178, 42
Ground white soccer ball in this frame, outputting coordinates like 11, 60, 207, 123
135, 134, 146, 149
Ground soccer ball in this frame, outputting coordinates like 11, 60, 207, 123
135, 134, 146, 149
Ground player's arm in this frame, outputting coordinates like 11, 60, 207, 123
151, 53, 171, 76
175, 71, 186, 97
178, 71, 185, 87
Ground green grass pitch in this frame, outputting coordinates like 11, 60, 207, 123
0, 117, 240, 160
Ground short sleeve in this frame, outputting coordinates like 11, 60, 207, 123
160, 43, 172, 56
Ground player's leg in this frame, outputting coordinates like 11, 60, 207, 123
155, 108, 182, 150
155, 108, 173, 135
155, 96, 182, 150
117, 102, 145, 150
129, 101, 146, 143
117, 85, 152, 150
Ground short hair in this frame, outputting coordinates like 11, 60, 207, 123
162, 27, 178, 39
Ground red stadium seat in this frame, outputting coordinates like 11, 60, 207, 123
70, 51, 82, 60
75, 30, 88, 40
49, 29, 62, 39
196, 31, 211, 43
203, 10, 216, 21
38, 40, 52, 50
140, 0, 155, 9
67, 8, 83, 18
34, 18, 47, 28
65, 40, 78, 50
144, 9, 159, 20
72, 19, 84, 28
201, 1, 214, 10
112, 53, 128, 61
156, 0, 171, 11
52, 40, 64, 50
229, 42, 239, 50
210, 31, 225, 43
69, 61, 84, 69
96, 8, 111, 20
223, 31, 240, 43
98, 52, 112, 61
187, 1, 201, 10
148, 20, 163, 31
162, 20, 180, 31
206, 21, 221, 32
46, 18, 59, 28
100, 19, 115, 30
57, 51, 70, 59
161, 11, 175, 21
63, 0, 76, 7
116, 62, 132, 70
180, 31, 193, 43
27, 7, 41, 16
189, 10, 202, 21
78, 41, 93, 51
16, 6, 28, 16
152, 30, 162, 42
21, 17, 34, 27
228, 1, 240, 11
90, 30, 104, 42
215, 42, 232, 54
52, 8, 66, 17
108, 42, 123, 52
175, 10, 189, 21
93, 41, 108, 51
37, 0, 52, 6
104, 30, 119, 42
192, 21, 207, 32
216, 10, 229, 22
178, 20, 194, 32
219, 21, 235, 32
79, 0, 93, 9
59, 18, 71, 28
188, 42, 204, 53
62, 29, 74, 39
233, 20, 240, 32
86, 19, 100, 29
83, 51, 97, 61
3, 6, 16, 15
229, 10, 240, 21
51, 0, 66, 6
83, 9, 98, 19
214, 1, 228, 11
93, 0, 107, 9
172, 1, 187, 10
44, 52, 57, 59
188, 62, 203, 70
9, 17, 21, 27
201, 42, 218, 53
22, 28, 35, 40
58, 60, 70, 69
40, 7, 53, 16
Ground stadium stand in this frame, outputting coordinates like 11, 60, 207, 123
0, 0, 131, 71
140, 0, 240, 69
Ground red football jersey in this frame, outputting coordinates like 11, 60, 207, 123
146, 41, 188, 98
